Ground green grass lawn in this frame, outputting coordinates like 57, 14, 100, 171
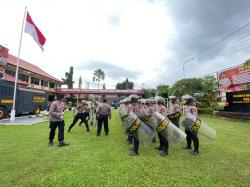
0, 110, 250, 187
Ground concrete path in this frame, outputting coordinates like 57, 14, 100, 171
0, 115, 48, 125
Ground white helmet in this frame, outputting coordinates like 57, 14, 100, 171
182, 94, 193, 100
154, 96, 165, 103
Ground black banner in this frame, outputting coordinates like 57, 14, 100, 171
156, 120, 169, 133
225, 90, 250, 112
128, 118, 141, 134
189, 119, 201, 133
167, 112, 181, 120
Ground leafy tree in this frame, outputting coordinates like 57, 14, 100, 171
93, 69, 105, 90
170, 78, 203, 97
142, 88, 156, 98
116, 78, 134, 89
102, 83, 106, 89
78, 76, 82, 89
116, 83, 123, 89
156, 84, 169, 98
62, 66, 74, 89
244, 59, 250, 65
201, 75, 218, 100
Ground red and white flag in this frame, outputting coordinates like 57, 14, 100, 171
24, 11, 46, 51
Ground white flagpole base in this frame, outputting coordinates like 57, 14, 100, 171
10, 109, 16, 121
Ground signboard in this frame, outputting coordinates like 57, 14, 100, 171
225, 90, 250, 113
218, 64, 250, 91
0, 45, 9, 66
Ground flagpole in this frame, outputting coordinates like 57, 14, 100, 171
10, 7, 27, 121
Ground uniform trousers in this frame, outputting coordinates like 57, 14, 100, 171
49, 120, 65, 142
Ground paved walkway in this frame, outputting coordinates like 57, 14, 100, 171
0, 115, 48, 125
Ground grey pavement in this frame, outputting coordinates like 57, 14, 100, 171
0, 115, 49, 125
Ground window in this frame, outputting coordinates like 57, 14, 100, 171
5, 69, 15, 76
31, 77, 40, 85
41, 80, 48, 87
49, 82, 55, 88
18, 74, 29, 82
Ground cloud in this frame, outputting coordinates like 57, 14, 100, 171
147, 0, 250, 85
108, 15, 121, 27
77, 60, 141, 80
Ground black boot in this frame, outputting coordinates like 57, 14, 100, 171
128, 151, 139, 156
184, 145, 192, 149
48, 140, 53, 146
58, 141, 69, 147
155, 146, 163, 151
160, 151, 168, 157
191, 150, 199, 155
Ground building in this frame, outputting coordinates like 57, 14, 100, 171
217, 63, 250, 101
58, 88, 144, 104
0, 53, 63, 94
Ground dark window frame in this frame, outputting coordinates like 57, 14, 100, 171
31, 77, 40, 85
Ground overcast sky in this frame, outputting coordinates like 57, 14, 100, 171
1, 0, 250, 89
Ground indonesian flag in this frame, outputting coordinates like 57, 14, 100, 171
24, 11, 46, 51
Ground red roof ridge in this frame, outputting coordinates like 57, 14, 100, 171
7, 54, 62, 83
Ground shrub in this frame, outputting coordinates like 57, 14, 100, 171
198, 108, 214, 115
210, 102, 223, 111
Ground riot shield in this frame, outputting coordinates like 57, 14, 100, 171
140, 108, 186, 145
153, 112, 187, 145
182, 113, 216, 140
121, 110, 155, 146
89, 109, 97, 128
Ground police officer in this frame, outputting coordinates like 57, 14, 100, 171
48, 94, 69, 147
68, 100, 90, 132
127, 95, 140, 156
96, 98, 111, 136
183, 96, 199, 155
169, 96, 181, 128
154, 96, 169, 156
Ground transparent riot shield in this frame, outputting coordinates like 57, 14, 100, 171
89, 109, 97, 128
141, 108, 158, 129
153, 112, 187, 145
121, 111, 155, 146
182, 113, 216, 140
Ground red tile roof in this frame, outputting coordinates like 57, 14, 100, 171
4, 74, 28, 85
7, 54, 62, 83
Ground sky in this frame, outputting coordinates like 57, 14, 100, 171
1, 0, 250, 89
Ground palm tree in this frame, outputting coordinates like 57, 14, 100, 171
93, 69, 105, 90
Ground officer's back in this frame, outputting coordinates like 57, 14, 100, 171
96, 99, 111, 136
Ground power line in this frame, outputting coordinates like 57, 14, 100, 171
189, 22, 250, 58
188, 33, 250, 66
164, 22, 250, 83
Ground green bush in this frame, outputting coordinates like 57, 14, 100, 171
196, 99, 211, 108
210, 102, 223, 111
198, 108, 214, 115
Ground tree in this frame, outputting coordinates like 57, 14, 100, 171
116, 78, 134, 89
93, 69, 105, 90
156, 84, 169, 98
78, 76, 82, 89
201, 75, 218, 100
170, 78, 203, 97
62, 66, 74, 89
142, 88, 156, 98
102, 83, 106, 89
244, 59, 250, 65
116, 83, 123, 89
